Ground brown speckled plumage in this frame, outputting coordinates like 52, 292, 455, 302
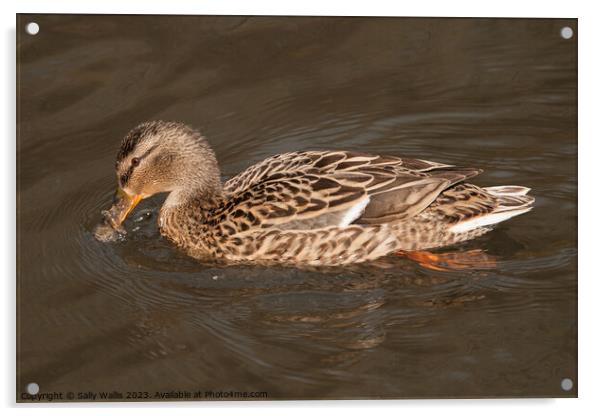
103, 121, 534, 266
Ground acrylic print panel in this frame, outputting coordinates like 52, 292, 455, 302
16, 14, 577, 402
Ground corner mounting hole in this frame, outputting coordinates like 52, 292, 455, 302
560, 26, 573, 39
25, 22, 40, 35
26, 382, 40, 395
561, 378, 573, 391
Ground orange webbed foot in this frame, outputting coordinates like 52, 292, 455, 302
395, 249, 498, 271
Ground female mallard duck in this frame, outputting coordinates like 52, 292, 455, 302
96, 120, 534, 267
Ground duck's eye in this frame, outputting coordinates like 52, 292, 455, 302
131, 157, 140, 167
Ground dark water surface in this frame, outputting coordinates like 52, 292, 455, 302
17, 15, 577, 399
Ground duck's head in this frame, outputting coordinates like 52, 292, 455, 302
101, 120, 221, 232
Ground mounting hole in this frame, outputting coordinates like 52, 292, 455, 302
560, 26, 573, 40
560, 378, 574, 391
25, 22, 40, 35
26, 382, 40, 395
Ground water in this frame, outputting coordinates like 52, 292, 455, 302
17, 15, 577, 399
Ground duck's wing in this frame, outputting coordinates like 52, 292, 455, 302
219, 151, 481, 232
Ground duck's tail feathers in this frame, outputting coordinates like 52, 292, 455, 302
449, 186, 534, 233
485, 185, 534, 212
483, 185, 531, 197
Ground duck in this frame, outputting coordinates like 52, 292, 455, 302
95, 120, 534, 267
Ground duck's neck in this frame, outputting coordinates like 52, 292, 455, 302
158, 185, 224, 253
162, 184, 222, 213
160, 182, 221, 222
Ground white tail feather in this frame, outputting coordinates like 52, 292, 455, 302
449, 206, 532, 233
450, 185, 534, 233
484, 185, 531, 196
